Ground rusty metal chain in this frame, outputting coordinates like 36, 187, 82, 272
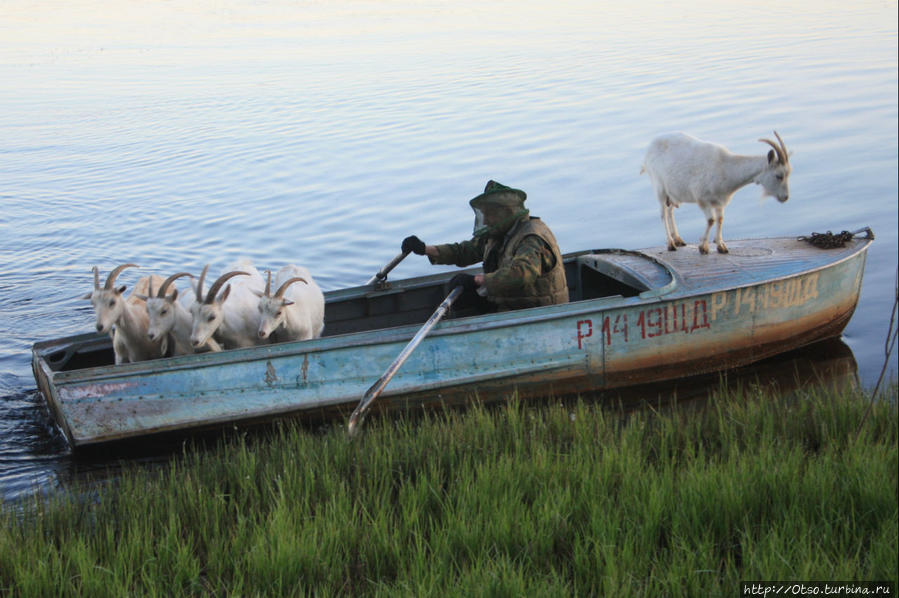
798, 230, 856, 248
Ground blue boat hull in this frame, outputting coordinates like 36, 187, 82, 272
33, 233, 872, 447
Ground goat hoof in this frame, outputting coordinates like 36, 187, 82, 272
717, 245, 729, 254
674, 238, 686, 247
698, 245, 709, 255
667, 243, 677, 251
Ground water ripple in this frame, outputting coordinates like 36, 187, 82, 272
1, 0, 895, 501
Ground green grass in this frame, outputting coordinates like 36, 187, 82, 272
2, 383, 896, 597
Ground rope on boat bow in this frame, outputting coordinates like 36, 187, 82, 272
798, 227, 874, 248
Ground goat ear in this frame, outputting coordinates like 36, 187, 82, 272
218, 285, 232, 303
81, 292, 93, 300
767, 149, 776, 165
116, 285, 127, 294
283, 299, 295, 307
251, 289, 264, 298
169, 289, 179, 302
134, 293, 149, 301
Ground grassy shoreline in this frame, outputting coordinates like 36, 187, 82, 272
2, 383, 897, 596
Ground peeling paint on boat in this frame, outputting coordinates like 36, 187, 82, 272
32, 233, 873, 448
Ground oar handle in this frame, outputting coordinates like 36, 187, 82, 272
366, 251, 410, 286
347, 285, 463, 436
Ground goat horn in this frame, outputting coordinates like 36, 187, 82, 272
264, 271, 272, 297
773, 130, 789, 164
157, 272, 193, 298
205, 271, 249, 304
759, 137, 785, 164
92, 266, 100, 290
104, 263, 138, 290
196, 265, 210, 302
274, 277, 308, 299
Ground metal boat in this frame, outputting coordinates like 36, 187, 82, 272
32, 230, 873, 448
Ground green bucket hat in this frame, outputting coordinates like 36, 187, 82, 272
469, 180, 529, 238
469, 180, 527, 209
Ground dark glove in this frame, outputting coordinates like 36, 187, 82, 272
448, 273, 478, 293
401, 235, 427, 255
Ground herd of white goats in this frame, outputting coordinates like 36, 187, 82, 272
82, 130, 793, 365
83, 261, 325, 365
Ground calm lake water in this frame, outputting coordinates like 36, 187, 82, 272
1, 0, 896, 502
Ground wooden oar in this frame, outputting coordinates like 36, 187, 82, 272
347, 285, 463, 437
366, 251, 410, 286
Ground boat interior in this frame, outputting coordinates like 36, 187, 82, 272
323, 252, 652, 336
40, 252, 657, 373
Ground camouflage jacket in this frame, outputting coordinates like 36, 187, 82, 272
430, 216, 569, 310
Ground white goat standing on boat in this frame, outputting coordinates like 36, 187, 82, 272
189, 261, 267, 351
82, 264, 169, 364
642, 131, 792, 254
255, 265, 325, 343
138, 272, 199, 356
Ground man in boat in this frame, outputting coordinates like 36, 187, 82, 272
402, 180, 569, 313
